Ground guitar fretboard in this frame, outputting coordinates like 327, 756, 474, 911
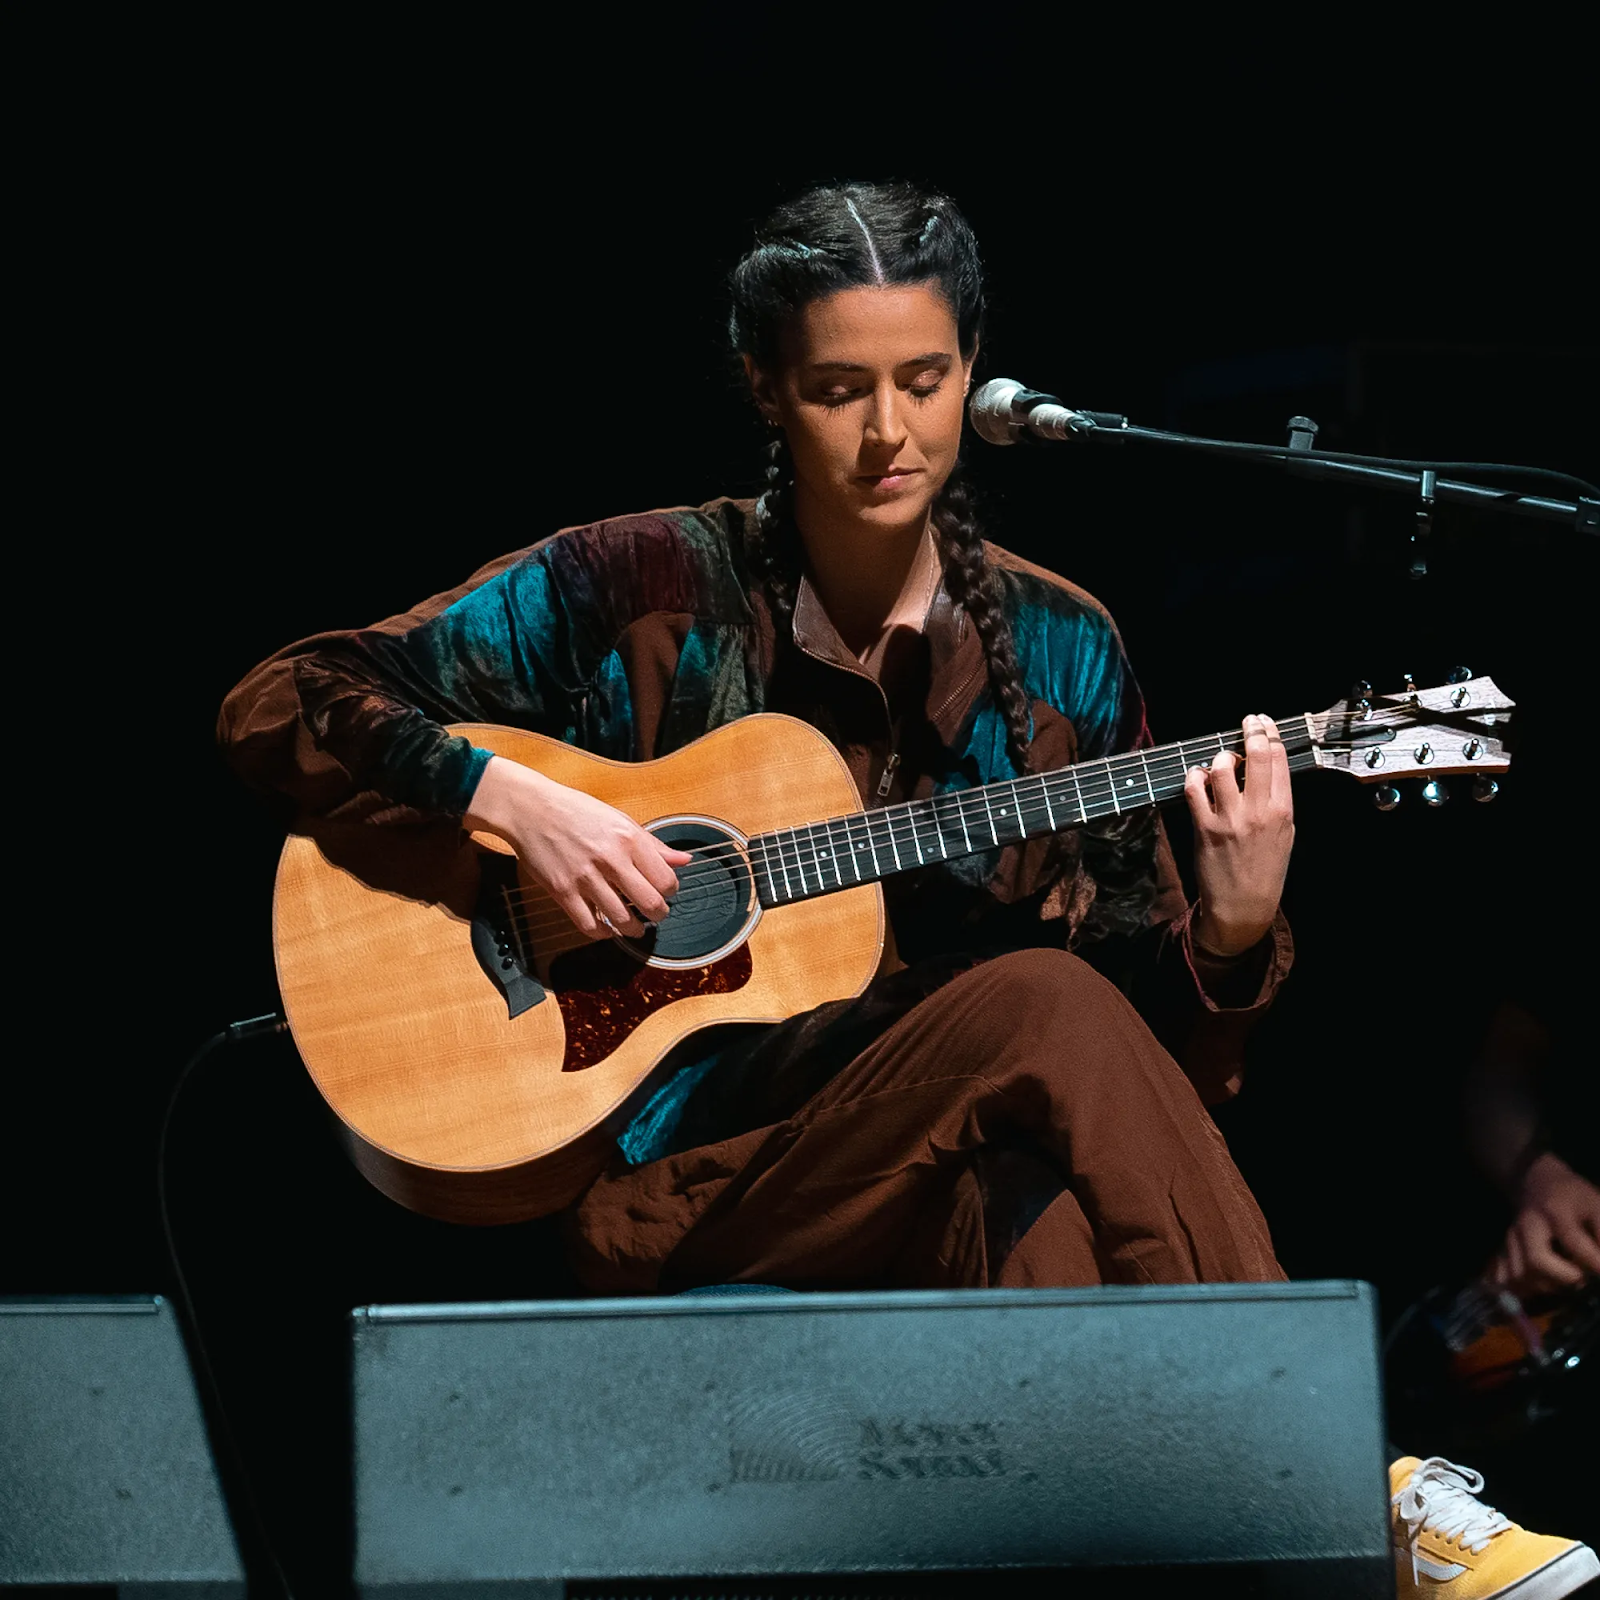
749, 715, 1318, 906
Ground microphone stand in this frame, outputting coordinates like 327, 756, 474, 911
1027, 406, 1599, 579
984, 392, 1598, 815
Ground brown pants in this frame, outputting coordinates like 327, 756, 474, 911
568, 948, 1286, 1295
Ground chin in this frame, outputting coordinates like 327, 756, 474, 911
849, 483, 941, 530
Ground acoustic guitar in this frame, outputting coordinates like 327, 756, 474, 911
273, 675, 1514, 1223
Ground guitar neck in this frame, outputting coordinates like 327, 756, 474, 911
750, 714, 1320, 907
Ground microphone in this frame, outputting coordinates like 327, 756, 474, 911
968, 378, 1127, 445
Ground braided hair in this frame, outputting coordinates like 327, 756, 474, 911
727, 181, 1033, 772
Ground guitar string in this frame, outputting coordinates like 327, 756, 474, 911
489, 709, 1360, 922
502, 748, 1327, 943
486, 700, 1452, 928
510, 760, 1340, 961
492, 731, 1312, 928
494, 741, 1356, 945
487, 699, 1455, 929
490, 695, 1458, 919
490, 708, 1457, 940
484, 699, 1483, 940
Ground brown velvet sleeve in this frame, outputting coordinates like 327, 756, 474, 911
1087, 817, 1294, 1107
218, 506, 750, 824
1158, 901, 1295, 1104
217, 544, 535, 822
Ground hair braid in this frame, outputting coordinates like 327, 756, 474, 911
748, 432, 804, 646
935, 466, 1033, 773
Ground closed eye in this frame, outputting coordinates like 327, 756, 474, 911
818, 374, 947, 409
807, 352, 955, 409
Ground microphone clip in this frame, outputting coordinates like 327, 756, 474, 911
1008, 387, 1097, 440
1015, 389, 1129, 438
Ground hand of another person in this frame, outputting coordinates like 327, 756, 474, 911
464, 755, 692, 938
1488, 1151, 1600, 1298
1184, 714, 1295, 957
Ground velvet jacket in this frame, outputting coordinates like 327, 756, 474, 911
220, 497, 1293, 1145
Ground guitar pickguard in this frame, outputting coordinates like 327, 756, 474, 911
552, 940, 753, 1071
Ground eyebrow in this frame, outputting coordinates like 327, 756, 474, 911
807, 352, 954, 373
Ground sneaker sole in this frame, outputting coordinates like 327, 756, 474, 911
1494, 1543, 1600, 1600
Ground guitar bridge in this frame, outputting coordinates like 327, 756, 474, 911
470, 852, 545, 1018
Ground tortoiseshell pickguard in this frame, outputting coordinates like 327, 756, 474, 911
552, 942, 753, 1071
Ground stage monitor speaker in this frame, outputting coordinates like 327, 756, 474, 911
0, 1295, 246, 1597
350, 1281, 1392, 1598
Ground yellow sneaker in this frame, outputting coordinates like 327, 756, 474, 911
1391, 1456, 1599, 1598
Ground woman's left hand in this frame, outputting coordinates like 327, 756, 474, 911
1184, 714, 1295, 957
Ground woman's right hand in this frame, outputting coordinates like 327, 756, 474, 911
463, 755, 691, 938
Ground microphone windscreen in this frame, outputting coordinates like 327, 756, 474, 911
968, 378, 1025, 446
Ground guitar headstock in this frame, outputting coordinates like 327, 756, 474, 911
1311, 674, 1515, 789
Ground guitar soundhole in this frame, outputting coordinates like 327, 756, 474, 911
546, 816, 760, 1071
629, 819, 756, 965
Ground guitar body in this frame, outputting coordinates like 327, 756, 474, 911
273, 714, 884, 1224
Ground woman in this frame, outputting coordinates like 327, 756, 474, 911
225, 180, 1291, 1293
221, 182, 1593, 1597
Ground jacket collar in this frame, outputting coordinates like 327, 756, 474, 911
790, 566, 987, 745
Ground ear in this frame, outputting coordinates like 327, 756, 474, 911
742, 353, 782, 424
962, 339, 980, 395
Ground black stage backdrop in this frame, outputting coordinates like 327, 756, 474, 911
12, 24, 1597, 1584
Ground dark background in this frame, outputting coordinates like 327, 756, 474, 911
11, 20, 1596, 1591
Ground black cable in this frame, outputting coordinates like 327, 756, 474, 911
157, 1014, 297, 1600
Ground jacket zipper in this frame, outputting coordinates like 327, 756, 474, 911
793, 626, 903, 807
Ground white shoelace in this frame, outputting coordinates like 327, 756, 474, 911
1393, 1457, 1513, 1582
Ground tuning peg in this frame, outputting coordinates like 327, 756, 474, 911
1472, 777, 1500, 803
1351, 679, 1373, 700
1374, 785, 1402, 811
1447, 665, 1473, 684
1421, 779, 1449, 807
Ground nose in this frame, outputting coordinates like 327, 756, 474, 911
863, 382, 908, 452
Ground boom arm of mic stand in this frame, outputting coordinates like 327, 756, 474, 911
1061, 418, 1600, 535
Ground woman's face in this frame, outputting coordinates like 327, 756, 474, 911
747, 281, 973, 541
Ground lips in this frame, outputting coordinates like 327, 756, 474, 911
858, 467, 924, 489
